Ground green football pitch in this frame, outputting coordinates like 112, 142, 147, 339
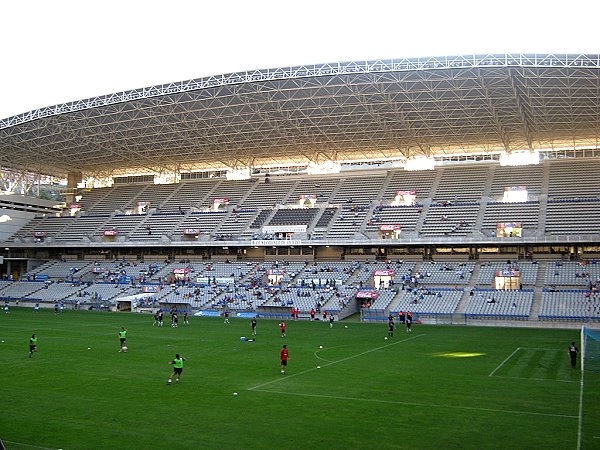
1, 309, 598, 450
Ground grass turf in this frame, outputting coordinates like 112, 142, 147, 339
0, 309, 598, 449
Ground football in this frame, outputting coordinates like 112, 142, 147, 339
122, 346, 128, 352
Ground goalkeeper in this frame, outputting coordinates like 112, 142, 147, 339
568, 342, 578, 368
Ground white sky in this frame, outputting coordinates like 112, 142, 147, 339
1, 0, 598, 121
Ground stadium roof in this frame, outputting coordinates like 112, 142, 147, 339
1, 53, 599, 178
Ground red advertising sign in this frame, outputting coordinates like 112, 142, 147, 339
183, 228, 200, 236
173, 268, 190, 275
374, 270, 396, 276
103, 230, 119, 236
379, 224, 401, 231
355, 291, 379, 299
33, 231, 47, 237
213, 198, 230, 204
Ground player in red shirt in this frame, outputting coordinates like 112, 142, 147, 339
279, 320, 287, 337
322, 310, 327, 321
280, 344, 289, 374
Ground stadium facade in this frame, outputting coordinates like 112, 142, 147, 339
0, 54, 599, 324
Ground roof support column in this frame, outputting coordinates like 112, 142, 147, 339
64, 171, 83, 205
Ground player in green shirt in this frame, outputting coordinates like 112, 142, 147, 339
118, 327, 127, 352
167, 354, 186, 384
29, 334, 38, 358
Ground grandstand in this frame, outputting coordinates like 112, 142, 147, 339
0, 53, 599, 326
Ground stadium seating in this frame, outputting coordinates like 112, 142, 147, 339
547, 159, 600, 199
488, 165, 544, 198
364, 205, 421, 237
546, 199, 600, 235
419, 203, 479, 237
287, 177, 340, 205
544, 261, 600, 287
268, 208, 320, 226
365, 290, 398, 310
28, 261, 93, 279
464, 289, 534, 319
0, 256, 597, 324
417, 262, 475, 284
64, 282, 138, 304
84, 185, 146, 214
54, 215, 111, 242
4, 156, 600, 326
476, 261, 539, 286
0, 281, 47, 300
382, 169, 437, 200
165, 180, 216, 212
198, 180, 255, 209
480, 202, 540, 237
390, 288, 463, 315
176, 212, 226, 240
128, 213, 184, 242
8, 158, 600, 246
8, 216, 74, 243
433, 165, 490, 202
329, 175, 387, 206
135, 183, 181, 211
217, 210, 256, 239
325, 207, 369, 239
539, 289, 600, 320
350, 261, 416, 285
240, 180, 297, 209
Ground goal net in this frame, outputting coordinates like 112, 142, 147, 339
581, 326, 600, 372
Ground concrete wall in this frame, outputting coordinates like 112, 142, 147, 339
0, 210, 36, 242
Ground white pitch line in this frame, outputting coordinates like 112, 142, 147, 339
491, 375, 579, 384
313, 344, 346, 363
253, 389, 578, 420
519, 347, 561, 351
314, 352, 335, 363
2, 439, 60, 450
248, 333, 425, 391
576, 367, 585, 450
489, 347, 521, 377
